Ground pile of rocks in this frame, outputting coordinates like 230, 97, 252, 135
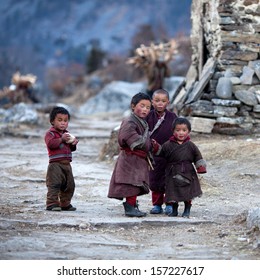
174, 0, 260, 135
178, 58, 260, 135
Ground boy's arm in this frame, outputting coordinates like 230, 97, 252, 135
119, 119, 149, 151
69, 138, 79, 151
45, 131, 62, 149
191, 142, 207, 173
151, 139, 161, 155
195, 159, 207, 173
130, 125, 149, 150
45, 131, 78, 151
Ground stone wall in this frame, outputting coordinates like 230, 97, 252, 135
175, 0, 260, 134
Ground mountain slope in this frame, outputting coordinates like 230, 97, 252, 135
0, 0, 191, 88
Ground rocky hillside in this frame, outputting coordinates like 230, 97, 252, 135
0, 0, 191, 88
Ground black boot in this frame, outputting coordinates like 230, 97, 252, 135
123, 202, 146, 217
168, 202, 178, 217
182, 201, 192, 218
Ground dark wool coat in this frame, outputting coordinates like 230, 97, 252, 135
158, 139, 204, 202
146, 109, 177, 192
108, 113, 151, 200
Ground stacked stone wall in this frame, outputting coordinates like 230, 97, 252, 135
178, 0, 260, 134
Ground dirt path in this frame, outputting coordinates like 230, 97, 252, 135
0, 114, 259, 260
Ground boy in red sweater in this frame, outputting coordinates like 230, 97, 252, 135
44, 106, 79, 211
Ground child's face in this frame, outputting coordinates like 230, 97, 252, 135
173, 124, 190, 142
52, 113, 69, 132
152, 93, 169, 113
132, 99, 151, 119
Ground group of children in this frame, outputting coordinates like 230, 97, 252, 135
44, 89, 207, 218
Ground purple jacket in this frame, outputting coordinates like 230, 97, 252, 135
146, 109, 177, 191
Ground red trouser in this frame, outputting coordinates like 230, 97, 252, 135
152, 191, 164, 206
126, 196, 137, 206
152, 191, 192, 205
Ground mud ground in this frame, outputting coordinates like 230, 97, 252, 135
0, 113, 260, 260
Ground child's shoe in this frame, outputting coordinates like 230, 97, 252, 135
150, 205, 163, 214
164, 204, 173, 215
168, 202, 179, 217
182, 201, 191, 218
46, 204, 62, 211
61, 204, 77, 211
123, 202, 146, 217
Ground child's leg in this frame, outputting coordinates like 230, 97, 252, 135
151, 191, 164, 206
59, 165, 76, 210
46, 163, 62, 210
182, 200, 192, 217
150, 191, 164, 214
46, 185, 61, 209
123, 196, 146, 217
168, 201, 179, 217
126, 196, 137, 206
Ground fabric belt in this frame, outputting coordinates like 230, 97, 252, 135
121, 147, 147, 159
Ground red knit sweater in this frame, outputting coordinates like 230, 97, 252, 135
44, 127, 76, 163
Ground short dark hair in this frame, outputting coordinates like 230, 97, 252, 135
172, 117, 191, 131
49, 106, 70, 123
152, 89, 170, 100
131, 92, 151, 106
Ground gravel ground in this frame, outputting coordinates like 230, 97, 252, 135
0, 113, 260, 260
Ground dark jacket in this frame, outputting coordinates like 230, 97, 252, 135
146, 109, 177, 192
158, 137, 206, 202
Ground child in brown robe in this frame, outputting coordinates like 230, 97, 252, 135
108, 92, 152, 217
153, 117, 207, 217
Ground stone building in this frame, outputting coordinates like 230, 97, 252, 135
175, 0, 260, 134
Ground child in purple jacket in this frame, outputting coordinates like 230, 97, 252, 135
146, 89, 177, 215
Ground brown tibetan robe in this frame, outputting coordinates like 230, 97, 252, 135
158, 138, 206, 202
108, 113, 151, 200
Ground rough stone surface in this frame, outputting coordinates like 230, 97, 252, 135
216, 77, 233, 99
213, 105, 238, 117
234, 90, 258, 106
212, 98, 241, 107
240, 66, 255, 85
216, 116, 245, 125
253, 105, 260, 112
247, 208, 260, 229
188, 116, 216, 133
248, 60, 260, 80
185, 58, 216, 104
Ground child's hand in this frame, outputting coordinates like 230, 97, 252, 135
195, 159, 207, 173
151, 139, 157, 146
70, 138, 79, 146
151, 139, 160, 153
196, 165, 207, 173
62, 133, 71, 143
62, 133, 78, 145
